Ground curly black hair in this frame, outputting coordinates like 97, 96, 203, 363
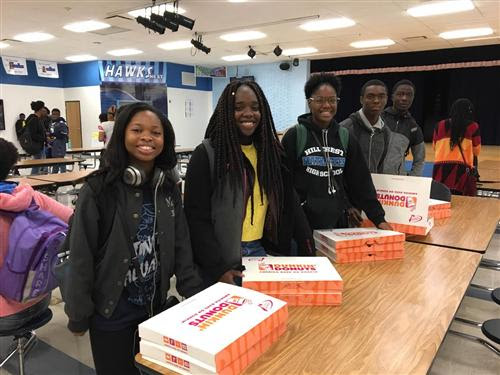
304, 72, 342, 99
0, 138, 19, 180
392, 79, 416, 94
101, 102, 177, 185
360, 79, 388, 96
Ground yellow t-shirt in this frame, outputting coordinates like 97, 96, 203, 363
241, 144, 268, 241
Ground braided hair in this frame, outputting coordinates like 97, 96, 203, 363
205, 80, 284, 218
447, 98, 474, 149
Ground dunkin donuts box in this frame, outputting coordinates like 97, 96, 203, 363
138, 282, 287, 374
314, 228, 405, 263
428, 198, 451, 220
242, 257, 343, 306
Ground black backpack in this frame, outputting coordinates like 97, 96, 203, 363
18, 118, 42, 155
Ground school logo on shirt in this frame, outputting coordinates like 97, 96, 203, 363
301, 146, 345, 178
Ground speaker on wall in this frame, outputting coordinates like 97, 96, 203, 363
292, 58, 299, 67
279, 62, 290, 71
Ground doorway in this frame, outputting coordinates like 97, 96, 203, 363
65, 101, 82, 148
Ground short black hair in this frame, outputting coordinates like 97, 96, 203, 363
52, 108, 60, 114
360, 79, 388, 96
102, 102, 177, 184
304, 72, 342, 99
392, 79, 416, 94
19, 113, 25, 117
99, 113, 107, 122
30, 100, 45, 112
0, 138, 19, 180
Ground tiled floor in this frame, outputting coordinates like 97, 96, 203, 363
1, 179, 499, 374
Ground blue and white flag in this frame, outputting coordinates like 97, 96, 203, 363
2, 56, 28, 75
35, 60, 59, 79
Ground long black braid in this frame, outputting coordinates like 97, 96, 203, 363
205, 80, 284, 221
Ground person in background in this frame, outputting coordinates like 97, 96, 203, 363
15, 113, 26, 139
433, 98, 481, 196
50, 108, 69, 173
184, 80, 314, 287
63, 102, 202, 375
24, 101, 47, 175
281, 72, 391, 231
0, 138, 72, 331
98, 105, 116, 146
97, 113, 107, 145
340, 79, 391, 173
382, 79, 425, 176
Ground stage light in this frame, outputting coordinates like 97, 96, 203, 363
150, 12, 178, 32
164, 10, 195, 30
191, 37, 211, 54
247, 46, 256, 59
273, 45, 282, 57
136, 16, 165, 34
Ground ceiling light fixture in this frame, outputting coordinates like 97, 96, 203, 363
107, 48, 143, 56
282, 47, 318, 56
247, 46, 256, 59
0, 42, 10, 49
222, 54, 252, 62
128, 2, 186, 18
300, 17, 355, 31
65, 54, 98, 62
350, 39, 395, 48
439, 27, 493, 40
273, 45, 282, 57
158, 40, 192, 50
163, 2, 195, 31
150, 12, 178, 32
407, 0, 474, 17
220, 30, 266, 42
137, 15, 166, 34
191, 34, 211, 54
13, 32, 54, 42
63, 20, 110, 33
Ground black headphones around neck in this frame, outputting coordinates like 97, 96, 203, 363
123, 166, 165, 188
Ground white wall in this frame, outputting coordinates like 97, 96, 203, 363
167, 87, 212, 148
63, 86, 101, 148
0, 84, 65, 148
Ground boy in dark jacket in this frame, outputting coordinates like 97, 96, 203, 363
50, 108, 69, 173
340, 79, 391, 173
282, 73, 391, 231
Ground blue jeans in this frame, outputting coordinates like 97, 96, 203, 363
30, 150, 44, 175
0, 295, 50, 332
52, 164, 66, 173
241, 240, 267, 257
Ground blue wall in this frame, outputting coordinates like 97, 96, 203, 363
59, 61, 100, 87
212, 61, 310, 131
0, 60, 64, 87
167, 62, 212, 91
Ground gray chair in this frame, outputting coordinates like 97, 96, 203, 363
430, 180, 451, 201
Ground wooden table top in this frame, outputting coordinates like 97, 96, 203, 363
408, 195, 500, 253
14, 157, 83, 168
135, 243, 481, 375
29, 170, 93, 185
478, 181, 500, 191
6, 176, 55, 188
66, 147, 104, 154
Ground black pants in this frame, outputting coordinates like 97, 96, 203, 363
89, 325, 141, 375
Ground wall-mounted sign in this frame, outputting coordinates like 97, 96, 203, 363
99, 60, 166, 84
1, 56, 28, 75
35, 60, 59, 78
195, 65, 227, 78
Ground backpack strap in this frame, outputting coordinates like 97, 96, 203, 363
295, 123, 307, 159
201, 139, 215, 185
338, 126, 349, 154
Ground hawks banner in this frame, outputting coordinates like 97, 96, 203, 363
2, 56, 28, 75
99, 60, 166, 83
35, 60, 59, 78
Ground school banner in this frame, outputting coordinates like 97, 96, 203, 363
35, 60, 59, 78
195, 65, 227, 78
99, 60, 166, 83
1, 56, 28, 75
365, 174, 434, 235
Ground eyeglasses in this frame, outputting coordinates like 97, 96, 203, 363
308, 96, 340, 105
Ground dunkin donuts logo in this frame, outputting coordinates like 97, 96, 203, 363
187, 295, 249, 331
377, 193, 417, 211
258, 263, 317, 273
165, 353, 190, 370
162, 336, 188, 352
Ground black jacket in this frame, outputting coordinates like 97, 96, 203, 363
64, 171, 203, 332
24, 114, 45, 153
184, 141, 314, 286
340, 111, 390, 173
281, 114, 386, 230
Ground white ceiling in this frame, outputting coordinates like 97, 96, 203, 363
0, 0, 499, 66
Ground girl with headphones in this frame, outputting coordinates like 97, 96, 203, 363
184, 80, 314, 288
64, 102, 203, 375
